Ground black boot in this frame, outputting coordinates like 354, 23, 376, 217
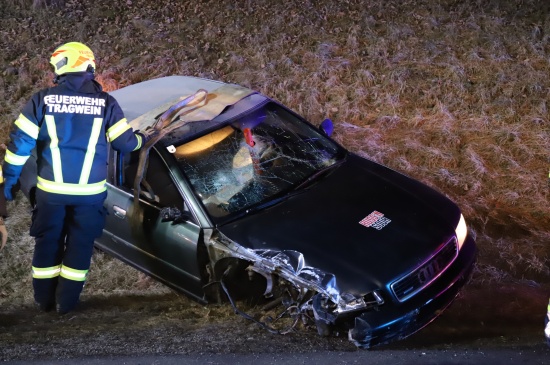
35, 301, 55, 312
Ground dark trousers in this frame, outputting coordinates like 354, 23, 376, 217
31, 198, 106, 311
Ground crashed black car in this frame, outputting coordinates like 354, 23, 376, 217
20, 76, 476, 348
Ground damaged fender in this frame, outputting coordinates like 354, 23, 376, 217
204, 231, 384, 342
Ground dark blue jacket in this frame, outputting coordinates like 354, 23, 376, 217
3, 73, 143, 205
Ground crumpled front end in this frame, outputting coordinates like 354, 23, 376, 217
202, 229, 476, 348
203, 231, 385, 343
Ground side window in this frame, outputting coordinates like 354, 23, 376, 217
120, 149, 185, 210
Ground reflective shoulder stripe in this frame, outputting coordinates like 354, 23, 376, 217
14, 113, 39, 139
32, 265, 61, 279
60, 265, 88, 281
106, 118, 131, 142
44, 115, 63, 182
4, 150, 30, 166
79, 117, 104, 184
37, 177, 106, 195
0, 166, 3, 184
133, 134, 143, 151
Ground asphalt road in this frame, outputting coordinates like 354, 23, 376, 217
2, 283, 549, 364
3, 347, 550, 365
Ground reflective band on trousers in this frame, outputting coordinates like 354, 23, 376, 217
32, 265, 61, 279
37, 176, 106, 195
60, 265, 88, 281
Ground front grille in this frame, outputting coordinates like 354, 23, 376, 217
391, 236, 458, 302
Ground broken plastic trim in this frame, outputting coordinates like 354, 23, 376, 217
207, 266, 303, 335
205, 232, 385, 341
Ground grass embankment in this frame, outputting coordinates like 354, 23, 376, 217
0, 0, 548, 306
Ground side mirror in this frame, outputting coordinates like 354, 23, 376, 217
320, 118, 334, 137
160, 206, 191, 224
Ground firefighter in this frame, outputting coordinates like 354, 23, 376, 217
2, 42, 147, 314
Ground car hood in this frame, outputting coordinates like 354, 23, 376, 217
217, 153, 461, 295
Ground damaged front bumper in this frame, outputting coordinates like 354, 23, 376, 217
348, 234, 477, 348
204, 231, 476, 349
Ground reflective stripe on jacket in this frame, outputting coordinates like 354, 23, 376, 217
3, 74, 142, 204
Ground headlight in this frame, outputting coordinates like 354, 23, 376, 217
455, 214, 468, 250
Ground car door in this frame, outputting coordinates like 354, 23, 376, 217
99, 147, 205, 302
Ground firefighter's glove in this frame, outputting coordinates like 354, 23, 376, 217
4, 181, 15, 201
135, 131, 152, 149
137, 127, 157, 146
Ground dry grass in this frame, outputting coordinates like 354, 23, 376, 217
0, 0, 548, 306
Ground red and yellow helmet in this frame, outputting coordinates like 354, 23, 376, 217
50, 42, 96, 75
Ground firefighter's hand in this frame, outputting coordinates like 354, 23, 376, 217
137, 128, 156, 146
136, 132, 149, 148
0, 222, 7, 252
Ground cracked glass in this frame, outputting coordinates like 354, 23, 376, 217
169, 102, 345, 222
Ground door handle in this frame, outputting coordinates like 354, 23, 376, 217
113, 205, 126, 219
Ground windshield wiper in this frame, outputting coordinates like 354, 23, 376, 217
217, 191, 296, 226
293, 159, 344, 191
219, 160, 344, 226
218, 179, 320, 226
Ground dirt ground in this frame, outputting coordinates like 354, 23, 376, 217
1, 281, 549, 362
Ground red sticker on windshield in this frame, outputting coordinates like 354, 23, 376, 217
359, 211, 391, 230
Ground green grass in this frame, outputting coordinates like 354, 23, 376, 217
0, 0, 548, 306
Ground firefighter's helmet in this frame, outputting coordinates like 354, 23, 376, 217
50, 42, 96, 75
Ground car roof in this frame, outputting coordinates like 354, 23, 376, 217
109, 76, 227, 123
109, 76, 271, 135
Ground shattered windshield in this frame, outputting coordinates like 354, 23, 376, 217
171, 102, 345, 222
